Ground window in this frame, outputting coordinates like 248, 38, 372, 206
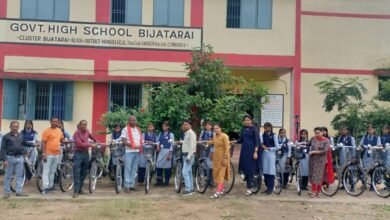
111, 0, 142, 24
226, 0, 273, 29
153, 0, 184, 26
21, 0, 70, 21
2, 80, 73, 120
110, 83, 142, 111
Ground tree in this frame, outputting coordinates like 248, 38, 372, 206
376, 79, 390, 101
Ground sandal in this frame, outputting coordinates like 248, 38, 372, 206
211, 192, 221, 199
244, 190, 253, 196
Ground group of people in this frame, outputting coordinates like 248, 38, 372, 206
1, 114, 389, 199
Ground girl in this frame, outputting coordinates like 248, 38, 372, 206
308, 127, 330, 198
208, 124, 231, 199
156, 121, 174, 186
297, 129, 310, 191
360, 125, 381, 169
277, 128, 292, 189
260, 122, 280, 195
337, 126, 356, 166
138, 123, 158, 184
21, 120, 38, 182
237, 115, 260, 196
199, 121, 214, 188
381, 125, 390, 168
109, 123, 123, 180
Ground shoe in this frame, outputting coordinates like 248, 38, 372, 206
42, 189, 50, 195
244, 190, 253, 196
15, 192, 29, 197
124, 188, 131, 193
3, 193, 11, 199
181, 191, 193, 197
260, 190, 268, 194
265, 191, 272, 195
130, 187, 137, 191
72, 193, 79, 198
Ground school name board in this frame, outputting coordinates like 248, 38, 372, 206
0, 19, 202, 51
261, 95, 284, 127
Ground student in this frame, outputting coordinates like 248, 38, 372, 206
297, 129, 310, 191
199, 121, 214, 188
277, 128, 292, 189
21, 120, 39, 183
337, 126, 356, 166
109, 124, 122, 179
155, 121, 174, 186
260, 122, 280, 195
139, 123, 158, 184
360, 125, 381, 169
380, 125, 390, 168
237, 115, 260, 196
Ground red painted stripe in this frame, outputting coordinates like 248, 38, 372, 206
96, 0, 110, 23
0, 0, 6, 18
94, 58, 108, 77
302, 11, 390, 20
92, 82, 109, 142
191, 0, 204, 27
301, 68, 374, 75
293, 0, 302, 140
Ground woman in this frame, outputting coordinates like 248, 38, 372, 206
260, 122, 279, 195
138, 123, 157, 184
308, 127, 330, 198
360, 125, 381, 169
207, 124, 230, 199
337, 126, 356, 166
21, 120, 39, 182
199, 121, 214, 188
237, 115, 260, 196
277, 128, 292, 189
297, 129, 310, 191
155, 121, 174, 186
381, 125, 390, 167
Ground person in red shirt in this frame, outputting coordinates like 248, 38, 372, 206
72, 120, 97, 198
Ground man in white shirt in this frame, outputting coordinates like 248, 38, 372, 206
121, 115, 143, 192
180, 120, 197, 196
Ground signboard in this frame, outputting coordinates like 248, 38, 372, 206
0, 19, 202, 51
261, 94, 284, 127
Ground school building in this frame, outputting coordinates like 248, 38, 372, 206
0, 0, 390, 141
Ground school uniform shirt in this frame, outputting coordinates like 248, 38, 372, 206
139, 132, 158, 168
360, 135, 381, 168
199, 130, 214, 168
337, 135, 356, 165
156, 132, 174, 169
260, 132, 279, 175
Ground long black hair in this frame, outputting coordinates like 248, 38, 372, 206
22, 120, 37, 134
298, 129, 309, 142
263, 122, 274, 135
321, 127, 329, 138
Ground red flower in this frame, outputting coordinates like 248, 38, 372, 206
139, 108, 145, 113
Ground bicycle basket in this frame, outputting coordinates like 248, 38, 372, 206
292, 148, 305, 160
143, 144, 154, 157
111, 146, 125, 158
173, 144, 181, 158
196, 143, 207, 158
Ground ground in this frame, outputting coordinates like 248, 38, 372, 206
0, 175, 389, 220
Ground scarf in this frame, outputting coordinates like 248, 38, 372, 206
127, 125, 143, 153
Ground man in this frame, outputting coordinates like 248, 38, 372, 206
41, 117, 65, 194
72, 120, 97, 198
1, 121, 28, 199
121, 115, 143, 192
180, 120, 197, 196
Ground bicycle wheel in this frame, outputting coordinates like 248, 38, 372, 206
274, 162, 283, 195
321, 167, 340, 197
10, 170, 25, 193
251, 171, 262, 194
343, 163, 366, 197
89, 161, 98, 194
115, 161, 122, 194
59, 161, 74, 192
36, 161, 43, 192
295, 164, 302, 196
372, 165, 390, 198
195, 160, 209, 194
174, 160, 183, 193
223, 161, 235, 194
145, 161, 151, 194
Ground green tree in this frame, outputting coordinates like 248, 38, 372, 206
376, 79, 390, 101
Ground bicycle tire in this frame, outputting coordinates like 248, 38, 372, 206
195, 160, 209, 194
321, 166, 340, 197
10, 169, 26, 193
145, 161, 151, 194
224, 161, 235, 194
89, 161, 98, 194
372, 165, 390, 198
59, 161, 74, 192
296, 164, 302, 196
115, 161, 122, 194
36, 161, 43, 192
274, 162, 283, 195
174, 160, 182, 194
252, 170, 262, 194
343, 163, 366, 197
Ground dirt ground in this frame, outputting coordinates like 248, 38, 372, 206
0, 175, 389, 220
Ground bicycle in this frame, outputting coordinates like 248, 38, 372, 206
238, 144, 262, 195
289, 142, 309, 196
274, 150, 284, 195
364, 144, 390, 198
143, 142, 158, 194
173, 143, 183, 193
59, 142, 75, 192
89, 143, 107, 194
320, 144, 345, 197
341, 145, 367, 197
109, 140, 125, 194
223, 143, 236, 194
194, 142, 210, 194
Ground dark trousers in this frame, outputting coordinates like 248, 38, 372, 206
73, 151, 89, 193
264, 174, 275, 193
138, 167, 146, 183
281, 173, 289, 187
301, 176, 309, 190
207, 168, 214, 186
245, 174, 254, 189
156, 168, 171, 185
